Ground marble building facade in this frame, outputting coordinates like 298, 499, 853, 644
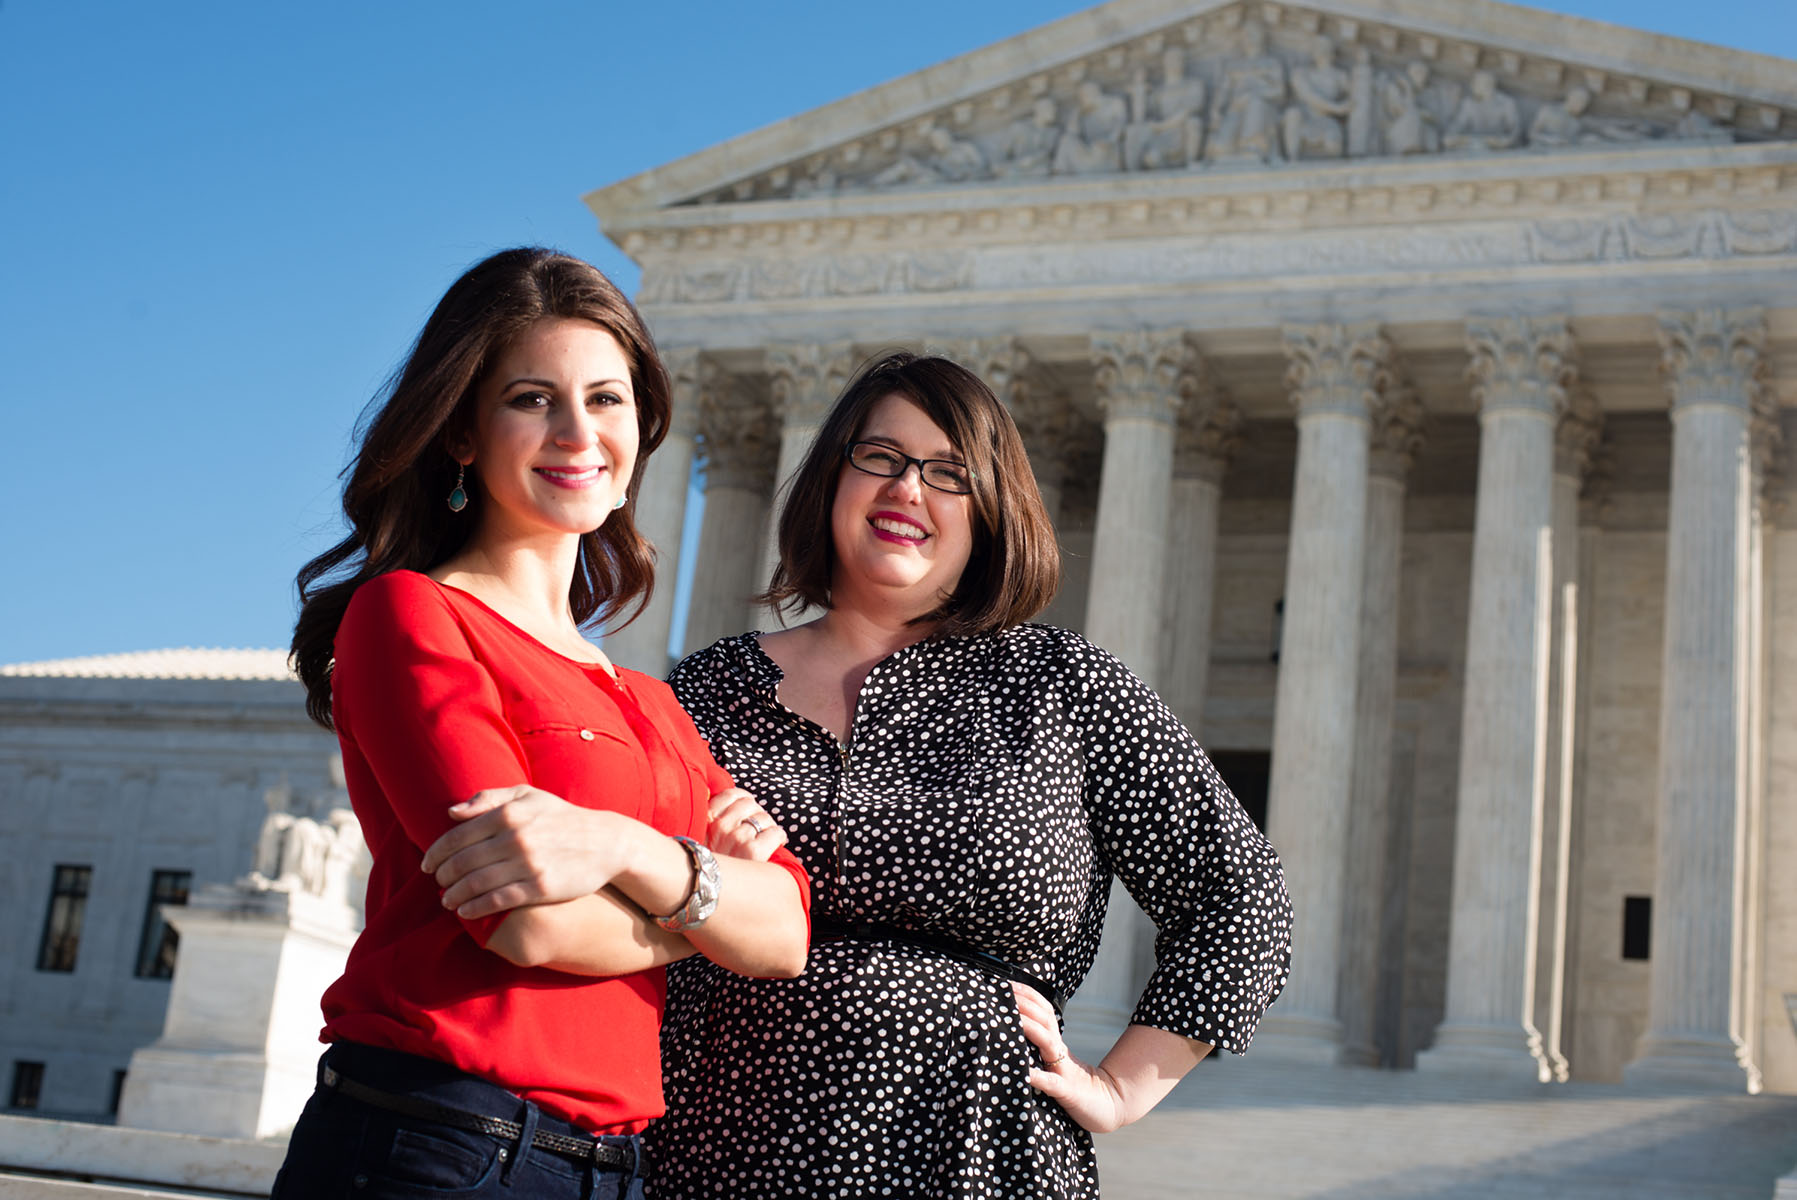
586, 0, 1797, 1091
0, 651, 338, 1120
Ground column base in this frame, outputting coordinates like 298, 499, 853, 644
1414, 1022, 1550, 1082
1244, 1011, 1343, 1065
1623, 1033, 1759, 1093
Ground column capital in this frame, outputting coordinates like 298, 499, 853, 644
1009, 387, 1076, 491
1465, 316, 1576, 419
1282, 322, 1393, 421
699, 378, 778, 491
1658, 308, 1767, 416
1174, 376, 1244, 483
1555, 387, 1604, 481
1658, 308, 1782, 485
938, 335, 1033, 411
766, 341, 859, 428
661, 346, 707, 441
1090, 329, 1191, 426
1369, 381, 1424, 481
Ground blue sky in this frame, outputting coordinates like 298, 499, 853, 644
1, 1, 1791, 667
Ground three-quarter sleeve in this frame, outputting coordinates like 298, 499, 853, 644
1064, 633, 1292, 1054
331, 572, 532, 943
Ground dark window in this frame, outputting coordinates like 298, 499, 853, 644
109, 1069, 127, 1115
1622, 895, 1652, 961
35, 864, 92, 973
10, 1062, 44, 1110
1207, 750, 1271, 833
134, 870, 192, 979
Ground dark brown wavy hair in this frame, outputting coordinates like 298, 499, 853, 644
292, 247, 671, 728
759, 351, 1059, 635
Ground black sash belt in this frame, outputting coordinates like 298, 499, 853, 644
812, 917, 1067, 1016
320, 1065, 637, 1174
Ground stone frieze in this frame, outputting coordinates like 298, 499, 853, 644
638, 208, 1797, 307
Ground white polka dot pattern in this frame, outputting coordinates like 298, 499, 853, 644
645, 626, 1292, 1199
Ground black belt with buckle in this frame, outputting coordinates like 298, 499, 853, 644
812, 917, 1067, 1016
319, 1065, 636, 1174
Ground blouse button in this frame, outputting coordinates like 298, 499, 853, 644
579, 728, 595, 741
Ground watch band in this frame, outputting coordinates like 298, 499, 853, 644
653, 835, 721, 932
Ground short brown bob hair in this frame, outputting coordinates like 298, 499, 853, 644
759, 351, 1059, 635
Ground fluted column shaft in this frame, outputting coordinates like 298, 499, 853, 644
1533, 396, 1601, 1081
1257, 323, 1391, 1060
684, 385, 777, 654
1160, 389, 1240, 733
759, 342, 858, 625
1420, 317, 1573, 1078
1063, 331, 1185, 1054
604, 348, 701, 673
1337, 402, 1420, 1067
1626, 309, 1773, 1091
1084, 331, 1187, 684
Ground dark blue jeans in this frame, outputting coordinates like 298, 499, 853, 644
271, 1043, 645, 1200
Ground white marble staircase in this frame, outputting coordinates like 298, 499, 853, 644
1100, 1059, 1797, 1199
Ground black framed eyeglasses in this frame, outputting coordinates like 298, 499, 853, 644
843, 441, 974, 494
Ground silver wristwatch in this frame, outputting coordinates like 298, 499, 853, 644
653, 835, 721, 932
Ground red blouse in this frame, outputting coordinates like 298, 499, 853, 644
319, 570, 809, 1133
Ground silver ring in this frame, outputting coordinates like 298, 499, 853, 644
747, 817, 766, 835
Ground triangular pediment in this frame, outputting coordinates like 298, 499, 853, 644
585, 0, 1797, 223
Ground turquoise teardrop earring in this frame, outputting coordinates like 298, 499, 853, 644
613, 493, 628, 511
448, 463, 468, 513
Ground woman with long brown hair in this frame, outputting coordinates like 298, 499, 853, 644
274, 247, 810, 1200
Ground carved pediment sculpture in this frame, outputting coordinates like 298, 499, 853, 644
655, 0, 1784, 208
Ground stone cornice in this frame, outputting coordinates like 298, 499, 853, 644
615, 141, 1797, 254
585, 0, 1797, 223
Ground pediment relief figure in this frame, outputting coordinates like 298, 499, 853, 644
1207, 20, 1288, 164
1126, 48, 1207, 169
667, 2, 1782, 207
1055, 80, 1132, 175
994, 98, 1062, 178
1444, 70, 1522, 151
1281, 37, 1354, 161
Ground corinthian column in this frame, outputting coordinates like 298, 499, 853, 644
1625, 309, 1776, 1091
947, 337, 1062, 518
1534, 389, 1602, 1082
759, 342, 859, 624
1419, 317, 1575, 1079
604, 347, 702, 674
684, 380, 777, 653
1160, 374, 1242, 733
1337, 385, 1422, 1067
1084, 331, 1187, 681
1256, 323, 1392, 1062
1063, 329, 1186, 1055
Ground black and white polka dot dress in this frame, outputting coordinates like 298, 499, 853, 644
644, 625, 1291, 1199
